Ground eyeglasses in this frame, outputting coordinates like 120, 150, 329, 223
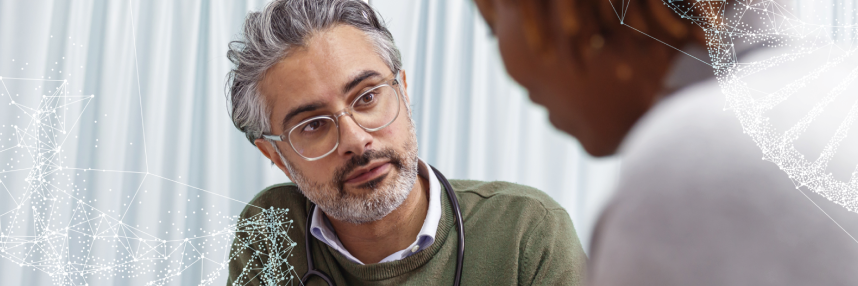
261, 72, 402, 161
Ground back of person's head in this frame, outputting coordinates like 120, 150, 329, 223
473, 0, 717, 156
476, 0, 706, 63
226, 0, 402, 145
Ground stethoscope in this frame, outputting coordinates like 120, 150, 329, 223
301, 165, 464, 286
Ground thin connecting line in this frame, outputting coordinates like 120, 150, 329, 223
128, 2, 150, 173
622, 0, 632, 24
797, 187, 858, 244
623, 23, 714, 67
0, 77, 67, 82
119, 173, 148, 222
148, 174, 262, 209
0, 78, 14, 103
0, 168, 30, 174
56, 96, 94, 148
62, 167, 147, 174
607, 0, 622, 22
0, 180, 17, 205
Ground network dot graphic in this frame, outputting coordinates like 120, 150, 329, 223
229, 207, 300, 286
0, 72, 299, 286
0, 4, 300, 286
626, 0, 858, 213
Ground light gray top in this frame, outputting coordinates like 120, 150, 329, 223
588, 48, 858, 285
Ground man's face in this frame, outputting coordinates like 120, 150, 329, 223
255, 25, 419, 224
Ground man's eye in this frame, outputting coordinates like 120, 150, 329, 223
302, 120, 325, 132
358, 93, 376, 105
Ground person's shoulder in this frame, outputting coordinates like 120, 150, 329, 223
238, 182, 308, 219
618, 77, 765, 176
449, 179, 565, 213
621, 79, 736, 158
608, 77, 785, 220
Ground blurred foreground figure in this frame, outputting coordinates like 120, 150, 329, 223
476, 0, 858, 285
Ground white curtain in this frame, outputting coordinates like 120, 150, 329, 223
0, 0, 619, 285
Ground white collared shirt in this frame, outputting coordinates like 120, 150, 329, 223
309, 158, 442, 265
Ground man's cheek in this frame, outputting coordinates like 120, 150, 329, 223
373, 124, 399, 139
303, 165, 332, 184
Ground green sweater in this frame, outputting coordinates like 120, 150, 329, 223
227, 180, 586, 285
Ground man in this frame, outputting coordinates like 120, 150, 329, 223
474, 0, 858, 285
224, 0, 586, 285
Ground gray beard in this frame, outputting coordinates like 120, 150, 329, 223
273, 118, 419, 224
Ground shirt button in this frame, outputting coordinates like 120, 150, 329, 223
410, 245, 419, 253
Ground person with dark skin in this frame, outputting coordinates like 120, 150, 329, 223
475, 0, 858, 285
474, 0, 703, 156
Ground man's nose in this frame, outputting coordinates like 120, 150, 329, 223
336, 115, 373, 157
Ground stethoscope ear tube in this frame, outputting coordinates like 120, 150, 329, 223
430, 165, 464, 286
302, 203, 337, 286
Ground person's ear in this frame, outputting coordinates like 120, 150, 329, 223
401, 69, 408, 90
254, 138, 293, 180
400, 69, 410, 106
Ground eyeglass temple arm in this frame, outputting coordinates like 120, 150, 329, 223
261, 134, 284, 141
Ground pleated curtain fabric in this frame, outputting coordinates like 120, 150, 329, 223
0, 0, 621, 285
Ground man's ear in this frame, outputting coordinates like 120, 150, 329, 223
401, 69, 408, 90
254, 138, 293, 180
400, 69, 411, 106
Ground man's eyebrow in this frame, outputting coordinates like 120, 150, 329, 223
342, 70, 382, 94
281, 101, 325, 132
277, 70, 381, 132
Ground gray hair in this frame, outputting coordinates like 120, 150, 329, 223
226, 0, 402, 145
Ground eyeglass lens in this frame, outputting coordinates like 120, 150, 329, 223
288, 84, 399, 159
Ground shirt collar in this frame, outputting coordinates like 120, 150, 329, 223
309, 158, 442, 265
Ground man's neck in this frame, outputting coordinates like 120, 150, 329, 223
326, 173, 430, 264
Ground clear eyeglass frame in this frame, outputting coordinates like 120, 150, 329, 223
261, 72, 403, 161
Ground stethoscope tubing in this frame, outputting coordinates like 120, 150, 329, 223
302, 204, 336, 285
301, 165, 464, 286
431, 165, 465, 286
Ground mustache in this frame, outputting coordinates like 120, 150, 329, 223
333, 148, 403, 191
